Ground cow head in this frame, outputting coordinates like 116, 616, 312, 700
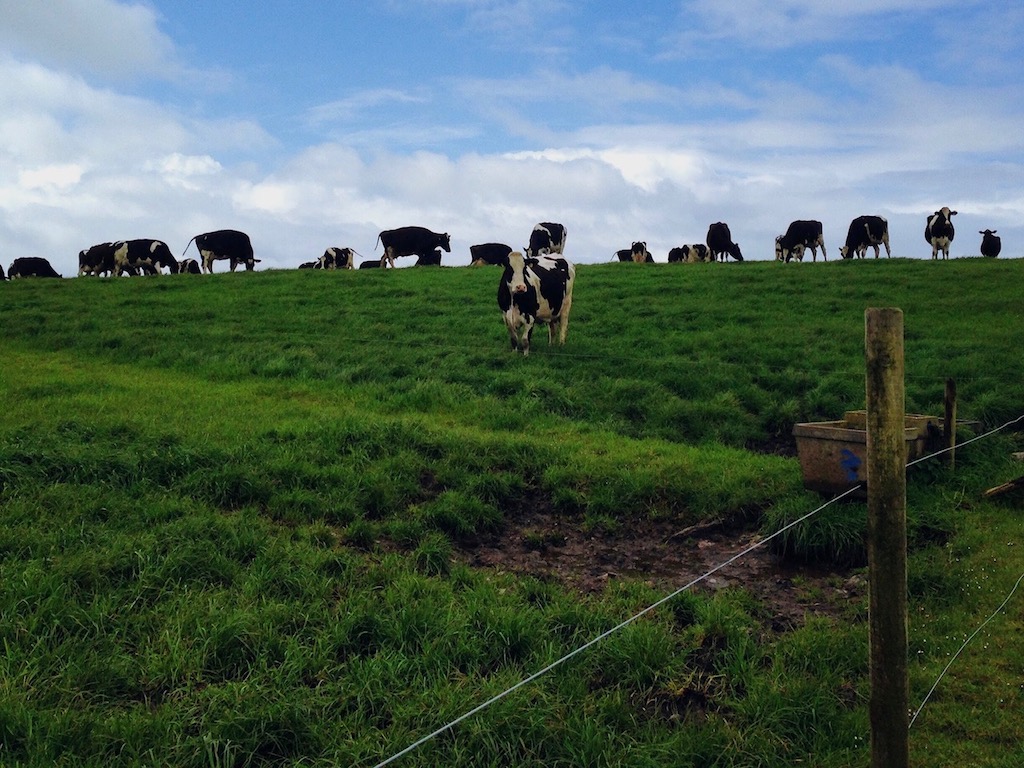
439, 233, 452, 252
506, 251, 529, 293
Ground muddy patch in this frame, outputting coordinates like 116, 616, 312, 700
460, 507, 863, 630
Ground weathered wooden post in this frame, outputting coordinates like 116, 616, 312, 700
865, 308, 909, 768
945, 378, 957, 469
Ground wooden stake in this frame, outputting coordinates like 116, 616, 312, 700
865, 308, 909, 768
945, 378, 957, 469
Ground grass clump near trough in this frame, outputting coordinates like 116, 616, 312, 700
0, 256, 1022, 766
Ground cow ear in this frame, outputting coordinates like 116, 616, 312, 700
950, 211, 958, 216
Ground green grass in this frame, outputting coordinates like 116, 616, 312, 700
0, 258, 1022, 766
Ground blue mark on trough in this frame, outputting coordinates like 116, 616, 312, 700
840, 449, 862, 481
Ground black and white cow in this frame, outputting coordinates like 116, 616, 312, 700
416, 249, 443, 266
668, 244, 711, 263
775, 220, 827, 263
113, 239, 178, 275
184, 229, 259, 273
497, 251, 576, 356
524, 222, 567, 258
839, 216, 891, 259
377, 226, 451, 268
925, 207, 957, 260
78, 242, 120, 277
319, 247, 355, 270
706, 222, 743, 262
614, 242, 653, 262
179, 258, 202, 274
298, 261, 316, 269
9, 257, 62, 278
469, 242, 513, 267
979, 229, 1002, 258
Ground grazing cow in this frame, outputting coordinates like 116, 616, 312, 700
376, 226, 451, 268
925, 207, 957, 260
525, 222, 567, 258
358, 260, 381, 269
615, 243, 653, 263
415, 249, 443, 266
184, 229, 259, 273
776, 220, 827, 263
298, 261, 316, 269
706, 222, 743, 262
9, 257, 61, 278
497, 251, 575, 356
179, 258, 202, 274
319, 247, 355, 270
840, 215, 891, 259
979, 229, 1002, 258
668, 244, 711, 263
113, 239, 178, 275
469, 242, 513, 267
78, 242, 120, 277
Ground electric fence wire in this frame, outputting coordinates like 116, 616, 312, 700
371, 412, 1024, 767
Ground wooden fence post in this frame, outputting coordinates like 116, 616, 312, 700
865, 308, 909, 768
945, 378, 957, 469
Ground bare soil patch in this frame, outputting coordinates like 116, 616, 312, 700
460, 505, 863, 630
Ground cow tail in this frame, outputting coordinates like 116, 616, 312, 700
182, 236, 198, 257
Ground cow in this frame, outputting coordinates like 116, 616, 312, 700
979, 229, 1002, 258
358, 260, 381, 269
706, 222, 743, 262
0, 262, 5, 280
415, 249, 443, 266
179, 258, 202, 274
8, 257, 61, 278
668, 244, 710, 263
775, 220, 827, 263
78, 242, 120, 277
614, 243, 653, 263
113, 239, 178, 275
184, 229, 259, 273
497, 251, 575, 356
298, 261, 317, 269
319, 247, 355, 270
524, 222, 567, 258
376, 226, 451, 268
839, 215, 891, 259
925, 207, 957, 260
469, 242, 513, 267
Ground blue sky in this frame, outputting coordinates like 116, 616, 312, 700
1, 0, 1022, 274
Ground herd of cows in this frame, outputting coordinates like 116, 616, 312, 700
0, 213, 1004, 355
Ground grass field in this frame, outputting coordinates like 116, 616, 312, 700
1, 257, 1022, 767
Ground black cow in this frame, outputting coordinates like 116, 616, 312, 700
469, 242, 513, 266
298, 261, 317, 269
184, 229, 259, 273
78, 242, 120, 277
415, 249, 443, 266
114, 239, 178, 275
377, 226, 451, 268
319, 247, 355, 270
840, 215, 891, 259
925, 207, 957, 260
525, 222, 567, 258
358, 260, 382, 269
979, 229, 1002, 258
776, 220, 827, 263
0, 262, 5, 280
706, 222, 743, 262
9, 257, 61, 278
179, 258, 202, 274
497, 251, 575, 356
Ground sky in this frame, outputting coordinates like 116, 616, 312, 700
1, 0, 1022, 274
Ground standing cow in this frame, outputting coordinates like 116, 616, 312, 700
524, 222, 567, 258
840, 216, 891, 259
318, 247, 355, 270
706, 222, 743, 262
925, 207, 957, 260
377, 226, 451, 268
114, 239, 178, 275
78, 242, 121, 277
184, 229, 259, 273
775, 220, 827, 262
497, 251, 575, 356
668, 244, 711, 263
979, 229, 1001, 258
469, 243, 513, 267
8, 257, 61, 278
